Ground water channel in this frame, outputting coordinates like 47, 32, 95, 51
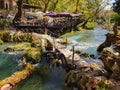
0, 27, 110, 90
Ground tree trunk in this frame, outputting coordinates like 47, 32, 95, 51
81, 17, 91, 28
0, 0, 4, 9
53, 0, 59, 12
113, 21, 118, 36
43, 0, 50, 13
75, 0, 79, 13
13, 0, 24, 23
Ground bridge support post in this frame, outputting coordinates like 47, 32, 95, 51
66, 36, 67, 47
52, 37, 56, 52
72, 45, 75, 65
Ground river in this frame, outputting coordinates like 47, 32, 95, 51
0, 27, 110, 90
65, 27, 110, 56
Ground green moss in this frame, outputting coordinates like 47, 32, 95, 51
0, 30, 11, 42
0, 39, 4, 45
4, 42, 31, 51
12, 31, 32, 42
24, 48, 43, 63
59, 37, 71, 44
0, 19, 6, 30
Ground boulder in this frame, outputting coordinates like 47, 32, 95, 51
101, 48, 115, 73
97, 33, 114, 52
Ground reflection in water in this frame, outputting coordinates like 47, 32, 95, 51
18, 67, 70, 90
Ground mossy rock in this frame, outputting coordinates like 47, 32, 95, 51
12, 31, 32, 42
24, 48, 43, 63
0, 19, 6, 29
101, 48, 115, 72
0, 39, 4, 45
59, 37, 71, 44
0, 30, 11, 42
4, 42, 31, 52
31, 33, 42, 48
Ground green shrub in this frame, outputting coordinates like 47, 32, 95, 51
0, 19, 6, 30
0, 30, 11, 42
85, 21, 96, 29
113, 15, 120, 26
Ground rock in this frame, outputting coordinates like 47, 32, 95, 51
1, 84, 12, 90
4, 42, 31, 52
97, 33, 114, 52
12, 31, 32, 42
24, 48, 43, 63
31, 33, 42, 48
0, 30, 11, 42
101, 48, 115, 73
59, 37, 71, 44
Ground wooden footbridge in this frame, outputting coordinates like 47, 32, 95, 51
35, 33, 89, 68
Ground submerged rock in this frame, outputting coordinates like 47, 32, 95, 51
0, 63, 37, 90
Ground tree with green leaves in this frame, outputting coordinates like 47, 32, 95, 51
113, 0, 120, 25
113, 0, 120, 14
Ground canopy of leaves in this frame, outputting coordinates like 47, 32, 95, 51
113, 0, 120, 14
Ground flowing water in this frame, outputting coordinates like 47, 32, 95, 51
0, 28, 110, 90
65, 27, 111, 56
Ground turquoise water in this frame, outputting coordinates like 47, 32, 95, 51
0, 28, 110, 90
0, 43, 70, 90
66, 28, 110, 55
0, 43, 23, 80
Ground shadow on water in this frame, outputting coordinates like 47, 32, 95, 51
17, 67, 71, 90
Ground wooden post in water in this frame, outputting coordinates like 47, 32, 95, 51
66, 36, 67, 47
53, 37, 56, 51
72, 45, 75, 65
